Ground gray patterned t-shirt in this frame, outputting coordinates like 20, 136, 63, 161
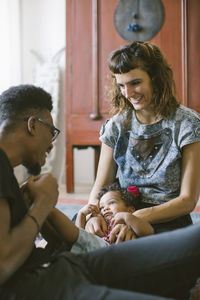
100, 105, 200, 205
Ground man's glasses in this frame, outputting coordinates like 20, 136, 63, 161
35, 117, 60, 142
24, 117, 60, 142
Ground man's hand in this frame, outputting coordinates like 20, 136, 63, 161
109, 223, 137, 244
85, 215, 108, 237
20, 182, 33, 209
22, 174, 59, 213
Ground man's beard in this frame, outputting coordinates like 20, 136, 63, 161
23, 162, 41, 176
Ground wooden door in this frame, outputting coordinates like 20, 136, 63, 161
66, 0, 200, 192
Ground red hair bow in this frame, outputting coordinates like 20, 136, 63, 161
127, 186, 139, 197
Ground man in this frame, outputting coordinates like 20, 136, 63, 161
0, 84, 200, 300
0, 85, 59, 282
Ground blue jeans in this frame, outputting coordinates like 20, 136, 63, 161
82, 223, 200, 299
3, 224, 200, 299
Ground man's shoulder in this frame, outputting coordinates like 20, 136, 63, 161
0, 148, 12, 169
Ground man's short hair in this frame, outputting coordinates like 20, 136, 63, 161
0, 84, 53, 131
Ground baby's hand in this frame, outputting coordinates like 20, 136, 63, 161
79, 204, 100, 217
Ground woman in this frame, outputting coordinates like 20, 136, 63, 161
86, 41, 200, 237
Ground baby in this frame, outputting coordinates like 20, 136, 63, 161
37, 182, 154, 254
75, 181, 154, 245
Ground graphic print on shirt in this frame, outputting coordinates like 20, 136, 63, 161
114, 127, 172, 179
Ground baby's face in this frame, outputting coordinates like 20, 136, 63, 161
99, 191, 130, 219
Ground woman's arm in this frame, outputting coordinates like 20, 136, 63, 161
88, 143, 118, 205
86, 143, 117, 236
134, 142, 200, 223
111, 212, 154, 238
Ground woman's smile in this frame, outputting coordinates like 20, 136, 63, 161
115, 68, 153, 113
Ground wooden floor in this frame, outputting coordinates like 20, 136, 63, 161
58, 183, 90, 205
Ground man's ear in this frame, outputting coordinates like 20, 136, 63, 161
128, 207, 135, 213
27, 116, 36, 136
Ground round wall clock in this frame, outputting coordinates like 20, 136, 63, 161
114, 0, 165, 42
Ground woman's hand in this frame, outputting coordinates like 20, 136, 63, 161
111, 212, 133, 226
109, 223, 136, 244
85, 215, 108, 237
112, 211, 154, 237
110, 212, 137, 243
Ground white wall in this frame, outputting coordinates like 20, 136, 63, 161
74, 148, 95, 186
20, 0, 94, 190
21, 0, 66, 83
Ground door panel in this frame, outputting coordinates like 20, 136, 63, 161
66, 0, 200, 192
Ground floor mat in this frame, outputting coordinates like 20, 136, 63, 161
56, 203, 83, 220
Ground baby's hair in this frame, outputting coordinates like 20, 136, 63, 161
98, 181, 141, 210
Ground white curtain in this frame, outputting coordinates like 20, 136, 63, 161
0, 0, 21, 93
0, 0, 24, 182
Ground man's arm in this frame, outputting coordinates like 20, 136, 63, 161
0, 174, 58, 284
24, 178, 80, 248
46, 208, 79, 245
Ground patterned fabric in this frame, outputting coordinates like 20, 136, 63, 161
103, 215, 114, 244
100, 105, 200, 205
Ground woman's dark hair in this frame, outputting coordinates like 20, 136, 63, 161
98, 181, 141, 210
108, 41, 179, 118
